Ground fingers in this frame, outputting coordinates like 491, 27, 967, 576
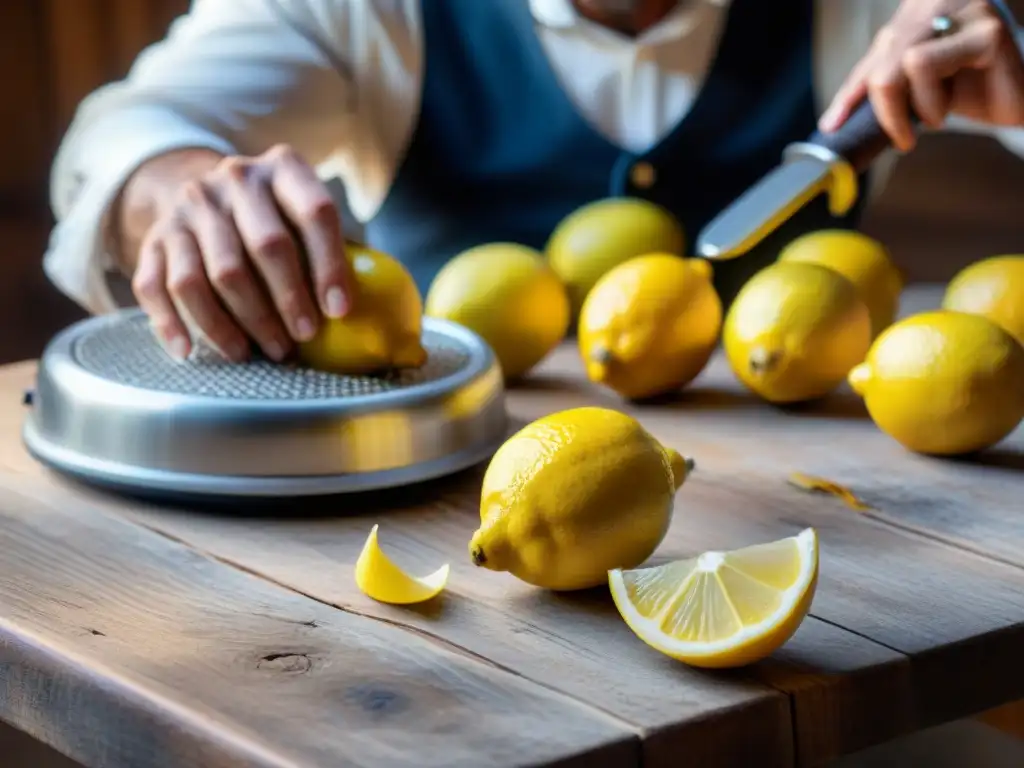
223, 157, 320, 343
132, 145, 356, 362
268, 145, 354, 319
820, 26, 919, 149
903, 45, 952, 127
164, 227, 250, 362
132, 237, 191, 360
183, 180, 291, 361
906, 13, 1024, 125
865, 25, 919, 152
821, 1, 1024, 149
903, 15, 995, 124
819, 54, 874, 132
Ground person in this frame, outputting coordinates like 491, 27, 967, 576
46, 0, 1024, 363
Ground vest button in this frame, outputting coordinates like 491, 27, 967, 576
630, 161, 656, 190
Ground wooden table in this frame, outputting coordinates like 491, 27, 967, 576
0, 285, 1021, 768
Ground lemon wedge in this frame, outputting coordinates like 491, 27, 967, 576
354, 525, 450, 604
609, 529, 818, 668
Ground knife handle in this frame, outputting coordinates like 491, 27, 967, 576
806, 100, 921, 173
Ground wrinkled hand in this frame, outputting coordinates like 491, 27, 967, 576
820, 0, 1024, 151
132, 144, 354, 362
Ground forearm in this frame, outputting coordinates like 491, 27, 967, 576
44, 0, 357, 314
113, 148, 225, 275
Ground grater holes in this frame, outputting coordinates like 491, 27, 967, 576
72, 314, 472, 400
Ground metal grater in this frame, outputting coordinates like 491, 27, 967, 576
23, 310, 508, 499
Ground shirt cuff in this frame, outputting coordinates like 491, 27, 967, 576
44, 107, 236, 316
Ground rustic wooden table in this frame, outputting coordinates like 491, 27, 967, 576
0, 285, 1021, 768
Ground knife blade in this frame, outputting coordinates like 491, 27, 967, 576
696, 99, 916, 260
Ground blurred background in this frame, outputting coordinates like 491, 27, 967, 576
2, 0, 1024, 365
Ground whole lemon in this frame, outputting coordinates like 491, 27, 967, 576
546, 198, 685, 318
848, 311, 1024, 455
579, 254, 722, 400
724, 262, 872, 403
425, 243, 570, 380
942, 255, 1024, 346
469, 407, 693, 591
779, 230, 903, 339
298, 244, 427, 374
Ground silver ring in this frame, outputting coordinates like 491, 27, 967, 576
931, 14, 959, 38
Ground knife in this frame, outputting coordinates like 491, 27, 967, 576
691, 0, 1021, 261
695, 98, 912, 261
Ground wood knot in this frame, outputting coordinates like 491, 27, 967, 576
257, 652, 312, 674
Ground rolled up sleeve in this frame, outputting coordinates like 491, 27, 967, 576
46, 0, 357, 315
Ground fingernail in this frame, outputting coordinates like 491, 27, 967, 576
264, 340, 286, 362
296, 316, 316, 341
167, 336, 190, 361
325, 287, 347, 318
819, 108, 839, 132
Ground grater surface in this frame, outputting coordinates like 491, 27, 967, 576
73, 313, 472, 400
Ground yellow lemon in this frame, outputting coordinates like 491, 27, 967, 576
609, 528, 818, 669
469, 407, 693, 591
354, 525, 449, 605
546, 198, 685, 318
942, 255, 1024, 346
425, 243, 569, 380
779, 230, 903, 338
723, 262, 872, 403
298, 244, 427, 374
848, 311, 1024, 455
579, 254, 722, 400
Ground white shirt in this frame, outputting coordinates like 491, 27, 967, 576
46, 0, 1024, 315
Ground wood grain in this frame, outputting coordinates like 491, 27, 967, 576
0, 285, 1021, 766
5, 416, 894, 762
87, 453, 1023, 766
20, 476, 798, 768
0, 477, 638, 768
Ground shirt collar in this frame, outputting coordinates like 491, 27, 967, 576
529, 0, 730, 38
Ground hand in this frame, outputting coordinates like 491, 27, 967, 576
130, 144, 354, 362
820, 0, 1024, 151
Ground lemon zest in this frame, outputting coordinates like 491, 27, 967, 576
787, 472, 871, 511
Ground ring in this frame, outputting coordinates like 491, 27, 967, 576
930, 14, 959, 38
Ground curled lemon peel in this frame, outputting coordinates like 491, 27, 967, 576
354, 524, 450, 604
787, 473, 871, 511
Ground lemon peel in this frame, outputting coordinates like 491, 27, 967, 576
354, 525, 449, 605
787, 472, 870, 511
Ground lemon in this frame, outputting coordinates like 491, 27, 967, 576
579, 255, 722, 400
942, 255, 1024, 346
355, 525, 449, 604
779, 230, 903, 339
299, 244, 427, 374
469, 407, 693, 591
848, 311, 1024, 455
723, 262, 872, 403
609, 528, 818, 669
425, 243, 569, 380
547, 198, 685, 318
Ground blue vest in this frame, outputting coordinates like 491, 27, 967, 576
364, 0, 867, 302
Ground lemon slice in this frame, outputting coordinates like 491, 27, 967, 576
609, 529, 818, 668
354, 525, 450, 604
